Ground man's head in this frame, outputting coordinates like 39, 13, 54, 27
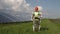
35, 6, 39, 12
34, 6, 42, 12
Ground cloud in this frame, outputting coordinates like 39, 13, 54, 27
38, 6, 42, 10
0, 0, 30, 10
0, 0, 32, 21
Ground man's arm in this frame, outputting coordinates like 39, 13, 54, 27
32, 14, 34, 19
38, 11, 42, 18
40, 11, 42, 18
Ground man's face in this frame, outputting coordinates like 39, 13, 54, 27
35, 7, 38, 11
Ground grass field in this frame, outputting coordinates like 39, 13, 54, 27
0, 19, 60, 34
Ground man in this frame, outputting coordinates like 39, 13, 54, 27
32, 6, 42, 31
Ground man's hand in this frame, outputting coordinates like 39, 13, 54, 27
32, 14, 34, 19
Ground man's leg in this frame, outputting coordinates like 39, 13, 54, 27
38, 19, 41, 31
33, 19, 35, 31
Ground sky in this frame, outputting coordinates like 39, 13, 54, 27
0, 0, 60, 21
26, 0, 60, 18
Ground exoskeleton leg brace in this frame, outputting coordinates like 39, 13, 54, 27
33, 18, 41, 31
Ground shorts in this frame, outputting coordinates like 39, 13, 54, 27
33, 17, 40, 25
35, 17, 40, 20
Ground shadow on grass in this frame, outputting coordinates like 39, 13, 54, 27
40, 27, 49, 31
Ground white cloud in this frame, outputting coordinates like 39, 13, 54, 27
38, 6, 42, 10
0, 0, 32, 21
0, 0, 30, 11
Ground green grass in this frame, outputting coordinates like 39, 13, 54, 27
0, 19, 60, 34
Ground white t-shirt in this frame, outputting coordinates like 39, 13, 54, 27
32, 11, 42, 18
